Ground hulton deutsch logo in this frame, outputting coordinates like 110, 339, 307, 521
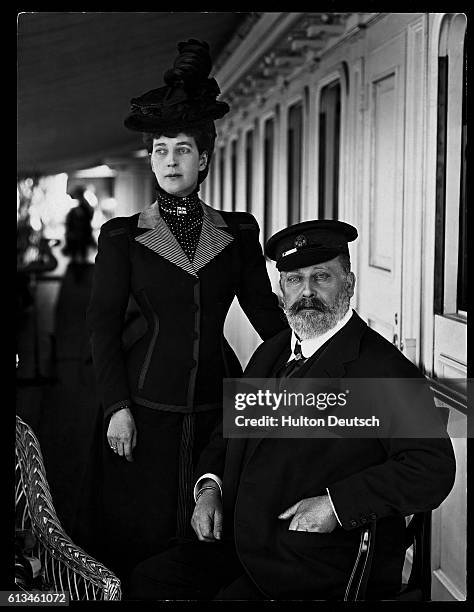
222, 378, 453, 440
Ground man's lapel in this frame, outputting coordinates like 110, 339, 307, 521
238, 312, 367, 470
302, 310, 366, 379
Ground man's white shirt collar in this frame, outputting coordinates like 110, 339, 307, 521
289, 308, 354, 360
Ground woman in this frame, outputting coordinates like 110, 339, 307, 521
86, 39, 288, 581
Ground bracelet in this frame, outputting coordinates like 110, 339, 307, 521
107, 399, 131, 413
196, 485, 220, 501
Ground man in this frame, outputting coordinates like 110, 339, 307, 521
129, 220, 455, 600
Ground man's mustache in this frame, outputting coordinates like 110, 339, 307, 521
288, 297, 329, 314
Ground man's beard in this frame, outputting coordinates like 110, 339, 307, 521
283, 287, 351, 340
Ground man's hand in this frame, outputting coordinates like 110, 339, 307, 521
107, 408, 137, 462
278, 494, 338, 533
191, 487, 223, 542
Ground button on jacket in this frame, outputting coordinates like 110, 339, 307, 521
86, 202, 288, 420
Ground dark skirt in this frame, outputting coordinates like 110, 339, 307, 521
99, 404, 220, 582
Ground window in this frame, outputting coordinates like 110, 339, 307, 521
434, 55, 448, 314
245, 130, 253, 213
287, 101, 303, 225
434, 14, 467, 316
231, 139, 237, 211
318, 81, 341, 220
263, 118, 274, 244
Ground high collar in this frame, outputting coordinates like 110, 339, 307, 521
156, 185, 202, 214
137, 200, 228, 230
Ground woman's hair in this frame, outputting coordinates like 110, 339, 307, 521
143, 120, 217, 184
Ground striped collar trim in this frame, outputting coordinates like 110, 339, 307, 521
135, 201, 233, 276
137, 201, 161, 229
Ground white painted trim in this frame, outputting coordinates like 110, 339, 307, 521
401, 15, 426, 364
421, 13, 467, 376
214, 13, 306, 95
432, 569, 466, 601
421, 12, 447, 376
442, 13, 466, 314
348, 57, 365, 312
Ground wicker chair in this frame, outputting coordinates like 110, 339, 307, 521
15, 415, 121, 600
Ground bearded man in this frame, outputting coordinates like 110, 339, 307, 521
129, 220, 455, 601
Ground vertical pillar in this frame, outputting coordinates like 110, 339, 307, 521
107, 157, 154, 217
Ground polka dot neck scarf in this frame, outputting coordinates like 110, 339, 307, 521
157, 186, 203, 262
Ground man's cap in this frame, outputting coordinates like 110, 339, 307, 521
265, 220, 358, 271
124, 39, 229, 133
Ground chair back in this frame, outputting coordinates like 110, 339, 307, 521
397, 512, 432, 601
344, 511, 432, 601
15, 415, 121, 600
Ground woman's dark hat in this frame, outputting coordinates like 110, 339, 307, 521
265, 220, 358, 271
124, 39, 230, 133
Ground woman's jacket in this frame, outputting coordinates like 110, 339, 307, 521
86, 202, 288, 419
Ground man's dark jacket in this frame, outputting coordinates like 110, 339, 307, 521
196, 311, 456, 599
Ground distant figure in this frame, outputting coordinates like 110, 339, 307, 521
63, 186, 96, 265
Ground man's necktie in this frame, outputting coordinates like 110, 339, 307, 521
279, 340, 307, 378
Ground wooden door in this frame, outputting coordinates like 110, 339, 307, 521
357, 31, 406, 348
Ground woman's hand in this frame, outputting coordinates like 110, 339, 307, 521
107, 408, 137, 462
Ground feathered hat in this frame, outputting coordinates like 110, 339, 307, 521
124, 39, 230, 133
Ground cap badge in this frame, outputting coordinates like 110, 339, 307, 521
294, 234, 307, 249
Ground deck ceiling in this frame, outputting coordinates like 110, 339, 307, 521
17, 12, 250, 177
